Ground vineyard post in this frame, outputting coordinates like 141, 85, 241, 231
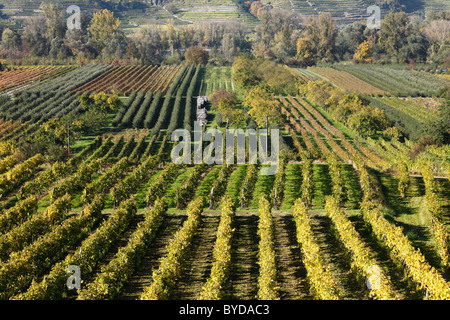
209, 186, 214, 209
67, 120, 70, 157
274, 187, 278, 210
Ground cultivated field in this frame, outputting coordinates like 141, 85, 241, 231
333, 64, 450, 97
0, 62, 449, 301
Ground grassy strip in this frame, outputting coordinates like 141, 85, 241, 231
249, 166, 275, 210
224, 165, 247, 204
280, 163, 302, 210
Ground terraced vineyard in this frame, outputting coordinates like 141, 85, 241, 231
0, 61, 449, 302
261, 0, 450, 24
261, 0, 385, 25
1, 0, 449, 31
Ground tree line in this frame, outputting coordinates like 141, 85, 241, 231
0, 4, 252, 65
0, 3, 448, 68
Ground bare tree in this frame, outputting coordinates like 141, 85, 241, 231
424, 19, 450, 44
21, 15, 49, 56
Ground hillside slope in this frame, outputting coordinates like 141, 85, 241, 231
0, 0, 449, 31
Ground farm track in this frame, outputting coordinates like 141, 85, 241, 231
377, 174, 447, 273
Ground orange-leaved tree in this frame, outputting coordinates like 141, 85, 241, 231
353, 40, 374, 63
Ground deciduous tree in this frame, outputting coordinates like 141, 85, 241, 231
379, 12, 412, 62
184, 46, 209, 64
353, 40, 373, 63
348, 106, 389, 137
244, 86, 280, 128
296, 37, 315, 66
21, 16, 49, 56
49, 37, 71, 60
42, 3, 66, 41
79, 92, 122, 113
1, 28, 20, 50
217, 98, 245, 127
304, 13, 337, 63
88, 9, 121, 49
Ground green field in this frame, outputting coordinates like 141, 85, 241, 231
0, 58, 449, 302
